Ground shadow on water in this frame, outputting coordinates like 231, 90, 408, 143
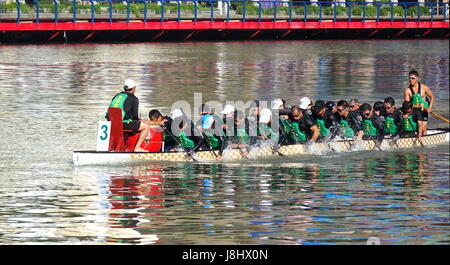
67, 149, 449, 245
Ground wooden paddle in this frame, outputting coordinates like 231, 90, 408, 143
431, 112, 450, 124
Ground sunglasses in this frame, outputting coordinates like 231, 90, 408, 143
337, 108, 346, 113
363, 112, 371, 117
291, 113, 301, 118
408, 77, 417, 80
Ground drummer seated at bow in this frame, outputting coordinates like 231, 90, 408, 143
287, 105, 320, 144
336, 100, 364, 141
399, 101, 418, 138
360, 103, 386, 145
148, 109, 175, 151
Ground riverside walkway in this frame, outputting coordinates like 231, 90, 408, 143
0, 0, 448, 42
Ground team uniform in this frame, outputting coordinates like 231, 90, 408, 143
106, 91, 141, 131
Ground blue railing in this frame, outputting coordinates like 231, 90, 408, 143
0, 1, 448, 25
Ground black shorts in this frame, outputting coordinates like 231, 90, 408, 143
123, 120, 141, 132
412, 108, 428, 122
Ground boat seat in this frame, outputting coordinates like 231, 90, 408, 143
107, 107, 136, 152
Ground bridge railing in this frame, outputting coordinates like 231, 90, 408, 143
0, 1, 448, 24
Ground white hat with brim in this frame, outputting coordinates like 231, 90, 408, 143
271, 98, 284, 109
220, 105, 235, 115
299, 97, 312, 110
259, 108, 272, 124
124, 79, 137, 90
171, 109, 183, 119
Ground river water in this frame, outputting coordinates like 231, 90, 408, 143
0, 40, 449, 245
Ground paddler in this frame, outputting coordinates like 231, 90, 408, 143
336, 100, 364, 140
220, 104, 236, 139
229, 110, 258, 156
383, 97, 404, 140
288, 105, 320, 144
272, 98, 290, 145
170, 109, 203, 152
196, 104, 225, 153
258, 108, 280, 144
105, 79, 149, 152
312, 100, 339, 141
360, 103, 385, 146
399, 101, 418, 137
403, 69, 435, 139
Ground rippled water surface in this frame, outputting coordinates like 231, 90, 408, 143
0, 40, 449, 244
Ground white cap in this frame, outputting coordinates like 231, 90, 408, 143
124, 79, 137, 90
171, 109, 183, 119
299, 97, 312, 110
259, 108, 272, 124
220, 104, 235, 115
271, 98, 284, 109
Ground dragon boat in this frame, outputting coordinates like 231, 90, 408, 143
73, 108, 449, 166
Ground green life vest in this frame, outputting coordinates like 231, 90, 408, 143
339, 120, 354, 138
289, 122, 307, 142
384, 116, 398, 135
280, 119, 292, 135
204, 131, 220, 148
403, 116, 417, 132
363, 119, 378, 137
236, 127, 249, 144
177, 131, 195, 148
107, 92, 132, 123
259, 124, 279, 143
316, 119, 330, 137
411, 93, 429, 109
410, 83, 429, 109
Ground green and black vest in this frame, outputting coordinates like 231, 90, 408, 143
177, 131, 195, 148
403, 115, 418, 132
384, 116, 398, 135
339, 120, 354, 138
289, 122, 307, 142
363, 119, 378, 137
316, 119, 330, 137
107, 92, 133, 123
259, 124, 279, 143
204, 131, 220, 149
410, 83, 429, 109
236, 127, 249, 144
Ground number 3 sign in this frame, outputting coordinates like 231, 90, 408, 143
96, 121, 111, 151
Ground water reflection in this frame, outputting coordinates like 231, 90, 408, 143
60, 151, 450, 244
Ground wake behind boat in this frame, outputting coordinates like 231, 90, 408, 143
73, 129, 449, 166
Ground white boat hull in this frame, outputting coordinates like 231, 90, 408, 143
73, 130, 450, 166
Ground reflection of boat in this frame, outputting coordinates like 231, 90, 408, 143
72, 129, 449, 166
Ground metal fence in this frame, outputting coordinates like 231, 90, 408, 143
0, 0, 448, 24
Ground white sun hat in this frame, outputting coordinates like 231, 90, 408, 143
220, 104, 235, 115
299, 97, 312, 110
124, 79, 137, 90
170, 109, 183, 119
259, 108, 272, 124
271, 98, 284, 109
